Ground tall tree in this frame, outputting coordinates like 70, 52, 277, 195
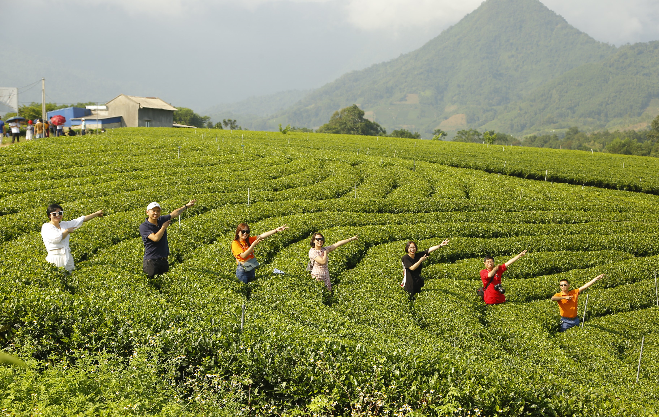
389, 129, 421, 139
222, 119, 240, 130
173, 107, 210, 127
317, 104, 386, 136
432, 129, 447, 140
453, 129, 482, 143
648, 115, 659, 142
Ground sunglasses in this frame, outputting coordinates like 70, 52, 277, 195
50, 211, 64, 216
315, 237, 325, 241
240, 230, 251, 234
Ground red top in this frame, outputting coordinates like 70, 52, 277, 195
480, 263, 507, 305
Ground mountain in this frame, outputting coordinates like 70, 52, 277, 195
262, 0, 646, 136
487, 41, 659, 133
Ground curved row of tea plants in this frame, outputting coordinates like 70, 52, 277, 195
1, 128, 658, 415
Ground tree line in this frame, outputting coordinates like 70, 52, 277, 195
453, 115, 659, 158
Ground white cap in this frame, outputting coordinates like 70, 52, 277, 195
146, 202, 160, 210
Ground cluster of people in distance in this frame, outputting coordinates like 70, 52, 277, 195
0, 116, 87, 144
40, 202, 603, 333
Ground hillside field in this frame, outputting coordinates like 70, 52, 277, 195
1, 128, 658, 416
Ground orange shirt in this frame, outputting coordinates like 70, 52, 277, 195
232, 236, 256, 262
554, 288, 580, 318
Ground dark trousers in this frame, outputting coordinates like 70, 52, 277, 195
11, 132, 19, 143
143, 257, 169, 279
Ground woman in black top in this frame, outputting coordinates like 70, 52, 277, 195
401, 239, 450, 296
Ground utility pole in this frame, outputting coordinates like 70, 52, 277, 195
41, 78, 46, 122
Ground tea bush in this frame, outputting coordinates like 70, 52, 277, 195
1, 128, 658, 415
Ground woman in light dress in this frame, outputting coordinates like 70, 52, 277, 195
308, 232, 358, 291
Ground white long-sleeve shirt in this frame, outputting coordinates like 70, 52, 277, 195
41, 216, 85, 252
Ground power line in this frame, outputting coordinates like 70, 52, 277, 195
17, 79, 42, 92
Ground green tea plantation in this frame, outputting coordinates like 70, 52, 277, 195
0, 129, 658, 416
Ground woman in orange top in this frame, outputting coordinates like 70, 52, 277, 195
231, 222, 288, 283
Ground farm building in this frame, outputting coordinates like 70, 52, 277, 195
105, 95, 177, 127
71, 105, 123, 129
46, 107, 91, 127
49, 106, 123, 130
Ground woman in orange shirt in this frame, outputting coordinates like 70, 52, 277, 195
231, 222, 288, 283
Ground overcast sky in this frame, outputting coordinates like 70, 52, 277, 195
3, 0, 659, 113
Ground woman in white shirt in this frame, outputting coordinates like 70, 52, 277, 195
41, 203, 104, 272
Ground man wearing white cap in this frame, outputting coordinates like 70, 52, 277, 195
139, 199, 196, 281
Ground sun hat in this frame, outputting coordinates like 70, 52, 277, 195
146, 202, 161, 210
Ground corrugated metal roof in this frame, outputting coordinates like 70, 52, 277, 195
107, 94, 177, 111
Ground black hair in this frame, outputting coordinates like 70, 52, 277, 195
46, 203, 63, 218
405, 241, 417, 252
483, 255, 494, 262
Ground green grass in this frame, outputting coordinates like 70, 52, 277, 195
1, 128, 658, 415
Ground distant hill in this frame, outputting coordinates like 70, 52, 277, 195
487, 41, 659, 134
246, 0, 658, 136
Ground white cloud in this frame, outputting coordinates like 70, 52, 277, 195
15, 0, 659, 44
38, 0, 481, 28
342, 0, 482, 31
48, 0, 332, 16
541, 0, 659, 45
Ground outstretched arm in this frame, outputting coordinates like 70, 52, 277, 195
83, 210, 104, 222
170, 200, 196, 218
258, 225, 288, 240
579, 274, 605, 292
505, 250, 527, 267
327, 235, 358, 252
65, 210, 105, 235
427, 239, 450, 254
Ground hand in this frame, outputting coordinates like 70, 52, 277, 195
564, 296, 572, 300
595, 274, 605, 280
420, 254, 428, 262
162, 219, 172, 229
185, 200, 196, 208
351, 235, 358, 242
440, 239, 449, 247
276, 225, 289, 232
253, 236, 263, 245
519, 250, 528, 257
95, 210, 104, 218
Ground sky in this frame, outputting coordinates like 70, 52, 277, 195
2, 0, 659, 114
